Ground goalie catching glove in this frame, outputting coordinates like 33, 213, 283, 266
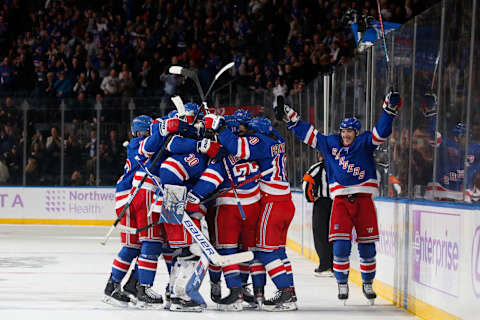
420, 93, 437, 117
196, 138, 221, 158
185, 191, 206, 219
382, 91, 402, 116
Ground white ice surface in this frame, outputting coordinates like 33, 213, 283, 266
0, 225, 417, 320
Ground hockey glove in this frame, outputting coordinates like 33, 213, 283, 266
382, 91, 402, 116
421, 93, 438, 117
197, 138, 221, 158
204, 114, 226, 132
284, 105, 300, 128
185, 191, 206, 219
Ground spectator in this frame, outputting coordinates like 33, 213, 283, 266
25, 156, 43, 185
73, 72, 88, 95
70, 170, 84, 186
0, 154, 9, 184
53, 71, 73, 98
85, 128, 97, 172
86, 69, 101, 98
100, 69, 120, 96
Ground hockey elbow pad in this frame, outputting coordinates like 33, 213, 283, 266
382, 92, 402, 116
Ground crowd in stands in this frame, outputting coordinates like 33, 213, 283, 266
0, 0, 435, 186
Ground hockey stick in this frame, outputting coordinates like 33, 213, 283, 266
430, 55, 440, 91
130, 162, 253, 266
100, 101, 197, 245
221, 157, 247, 220
131, 166, 274, 234
169, 66, 205, 101
376, 0, 393, 90
171, 95, 186, 117
202, 167, 274, 204
169, 62, 234, 104
204, 62, 234, 99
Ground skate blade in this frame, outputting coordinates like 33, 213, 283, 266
169, 303, 204, 312
366, 298, 375, 306
102, 295, 129, 308
164, 301, 171, 310
262, 302, 297, 312
136, 301, 164, 310
217, 301, 243, 312
241, 301, 259, 310
125, 293, 137, 304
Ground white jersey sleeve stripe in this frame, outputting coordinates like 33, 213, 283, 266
372, 127, 387, 145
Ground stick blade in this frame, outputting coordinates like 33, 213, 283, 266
169, 66, 183, 75
216, 251, 254, 266
214, 62, 234, 81
171, 96, 185, 116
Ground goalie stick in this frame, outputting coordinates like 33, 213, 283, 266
126, 159, 253, 266
129, 167, 274, 235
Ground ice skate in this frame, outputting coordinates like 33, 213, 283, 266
337, 283, 349, 305
170, 297, 205, 312
217, 286, 243, 311
314, 267, 334, 278
241, 284, 258, 309
103, 278, 130, 307
136, 283, 163, 309
362, 283, 376, 305
164, 286, 171, 310
254, 286, 265, 310
122, 272, 138, 304
210, 280, 221, 303
262, 287, 297, 312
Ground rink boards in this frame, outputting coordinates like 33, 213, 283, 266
0, 186, 479, 319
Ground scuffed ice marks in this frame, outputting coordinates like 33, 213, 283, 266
0, 256, 57, 268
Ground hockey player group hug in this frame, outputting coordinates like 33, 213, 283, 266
102, 89, 402, 312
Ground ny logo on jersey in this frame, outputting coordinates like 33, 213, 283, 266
366, 227, 374, 233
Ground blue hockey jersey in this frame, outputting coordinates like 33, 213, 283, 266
115, 136, 148, 209
218, 129, 290, 198
290, 111, 394, 198
190, 155, 261, 206
424, 117, 480, 200
134, 119, 199, 191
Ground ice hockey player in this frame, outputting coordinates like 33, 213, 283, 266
103, 115, 152, 307
150, 103, 221, 312
185, 113, 262, 311
278, 92, 402, 304
204, 114, 297, 312
129, 107, 202, 309
420, 93, 480, 201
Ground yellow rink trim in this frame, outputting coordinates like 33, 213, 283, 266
286, 237, 459, 320
0, 218, 114, 226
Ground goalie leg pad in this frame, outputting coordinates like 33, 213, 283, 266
171, 250, 208, 307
